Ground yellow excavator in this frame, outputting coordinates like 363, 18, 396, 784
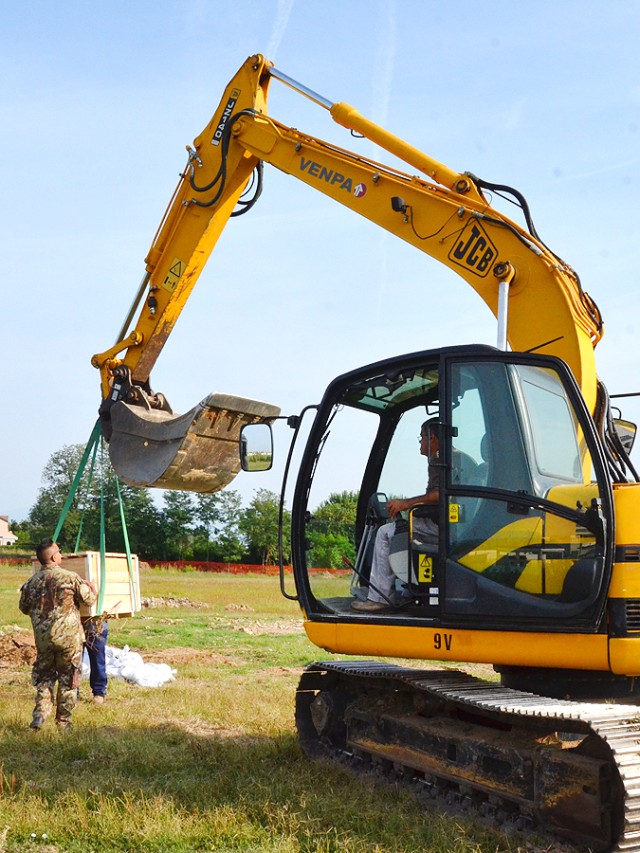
93, 55, 640, 850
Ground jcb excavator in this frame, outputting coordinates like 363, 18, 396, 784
93, 55, 640, 850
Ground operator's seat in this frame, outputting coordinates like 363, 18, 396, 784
350, 493, 390, 599
451, 448, 481, 486
473, 435, 490, 486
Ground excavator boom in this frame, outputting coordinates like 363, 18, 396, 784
94, 52, 603, 489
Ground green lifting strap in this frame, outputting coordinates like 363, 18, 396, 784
53, 418, 136, 617
74, 435, 100, 553
115, 476, 138, 612
53, 419, 103, 543
97, 436, 107, 614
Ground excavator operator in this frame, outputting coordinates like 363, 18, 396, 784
351, 417, 441, 613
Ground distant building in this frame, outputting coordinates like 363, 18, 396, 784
0, 516, 17, 546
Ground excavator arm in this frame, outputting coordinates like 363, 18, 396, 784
93, 57, 271, 398
93, 57, 280, 493
93, 54, 604, 492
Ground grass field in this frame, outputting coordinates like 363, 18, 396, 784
0, 565, 558, 853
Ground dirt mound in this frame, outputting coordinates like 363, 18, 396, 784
0, 630, 36, 667
227, 618, 304, 636
141, 596, 208, 609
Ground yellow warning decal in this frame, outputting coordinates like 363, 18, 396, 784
449, 503, 460, 523
162, 258, 185, 293
418, 555, 433, 583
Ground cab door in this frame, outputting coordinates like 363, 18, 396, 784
442, 355, 613, 630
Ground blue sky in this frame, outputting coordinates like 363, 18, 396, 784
2, 0, 639, 521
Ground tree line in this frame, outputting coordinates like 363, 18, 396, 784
8, 443, 358, 568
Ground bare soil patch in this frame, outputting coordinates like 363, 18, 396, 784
144, 647, 241, 667
226, 618, 304, 636
141, 595, 208, 609
156, 715, 264, 745
0, 629, 36, 667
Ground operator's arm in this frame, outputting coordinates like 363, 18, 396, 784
387, 490, 438, 519
387, 456, 441, 518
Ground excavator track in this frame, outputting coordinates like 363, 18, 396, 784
296, 661, 640, 852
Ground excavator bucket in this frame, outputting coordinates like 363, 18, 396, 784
107, 392, 281, 493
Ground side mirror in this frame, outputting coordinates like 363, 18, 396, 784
613, 418, 637, 455
240, 423, 274, 472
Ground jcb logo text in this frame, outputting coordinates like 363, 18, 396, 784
448, 220, 497, 278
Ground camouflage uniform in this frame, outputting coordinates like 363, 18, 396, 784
19, 563, 96, 728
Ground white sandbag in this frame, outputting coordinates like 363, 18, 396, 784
82, 644, 176, 687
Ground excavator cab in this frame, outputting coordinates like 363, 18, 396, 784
288, 343, 615, 635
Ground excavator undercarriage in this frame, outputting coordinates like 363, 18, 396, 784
296, 661, 640, 851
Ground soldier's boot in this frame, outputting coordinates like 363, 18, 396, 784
56, 666, 80, 722
55, 717, 72, 731
31, 682, 54, 729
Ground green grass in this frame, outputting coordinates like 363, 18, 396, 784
0, 566, 535, 852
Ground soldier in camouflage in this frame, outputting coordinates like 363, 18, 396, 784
19, 539, 97, 730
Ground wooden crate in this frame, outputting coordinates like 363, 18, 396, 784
33, 552, 141, 618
